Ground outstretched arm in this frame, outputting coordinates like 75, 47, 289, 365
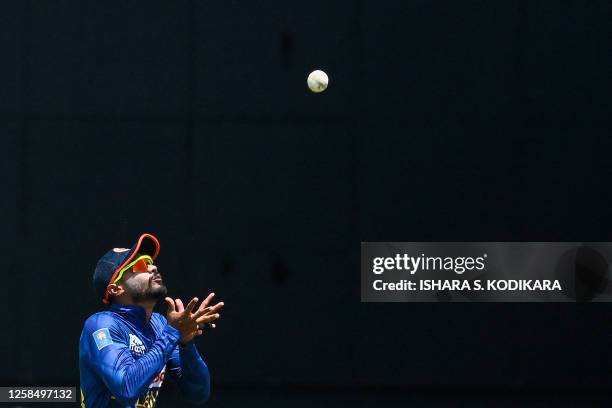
167, 341, 211, 404
165, 293, 224, 405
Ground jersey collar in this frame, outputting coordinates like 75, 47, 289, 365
109, 303, 149, 327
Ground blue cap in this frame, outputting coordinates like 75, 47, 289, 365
93, 233, 160, 303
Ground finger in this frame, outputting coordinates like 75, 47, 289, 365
188, 329, 202, 338
194, 323, 214, 334
208, 301, 224, 313
164, 297, 176, 313
192, 307, 211, 319
198, 313, 220, 322
199, 292, 215, 310
193, 303, 223, 319
196, 313, 220, 324
185, 297, 199, 314
175, 298, 185, 313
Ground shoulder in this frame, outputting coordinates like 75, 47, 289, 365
151, 312, 167, 326
82, 311, 121, 335
150, 312, 172, 336
80, 311, 125, 353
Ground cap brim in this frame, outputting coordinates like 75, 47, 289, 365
131, 233, 160, 260
119, 233, 160, 272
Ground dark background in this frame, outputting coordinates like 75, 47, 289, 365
1, 1, 611, 406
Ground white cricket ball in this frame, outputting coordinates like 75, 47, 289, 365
307, 70, 329, 93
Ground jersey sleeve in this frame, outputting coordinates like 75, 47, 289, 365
81, 313, 181, 405
157, 316, 211, 404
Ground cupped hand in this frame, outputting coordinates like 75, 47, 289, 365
165, 293, 224, 344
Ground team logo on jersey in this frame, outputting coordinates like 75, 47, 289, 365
129, 334, 146, 356
93, 328, 113, 350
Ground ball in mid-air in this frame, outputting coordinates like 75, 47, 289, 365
307, 70, 329, 93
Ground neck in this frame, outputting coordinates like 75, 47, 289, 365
137, 301, 155, 322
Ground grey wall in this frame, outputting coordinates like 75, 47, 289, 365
1, 1, 611, 406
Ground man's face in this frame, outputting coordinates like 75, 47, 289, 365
118, 258, 167, 303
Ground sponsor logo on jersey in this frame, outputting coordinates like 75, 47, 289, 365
129, 334, 146, 356
150, 366, 166, 389
135, 366, 165, 408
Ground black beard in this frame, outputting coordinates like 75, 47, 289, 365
125, 280, 168, 303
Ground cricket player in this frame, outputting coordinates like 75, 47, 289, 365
79, 233, 223, 407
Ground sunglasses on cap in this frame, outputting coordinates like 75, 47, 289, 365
112, 255, 154, 284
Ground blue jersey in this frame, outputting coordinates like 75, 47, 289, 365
79, 304, 211, 407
